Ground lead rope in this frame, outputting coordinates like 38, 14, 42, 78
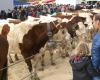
52, 21, 62, 29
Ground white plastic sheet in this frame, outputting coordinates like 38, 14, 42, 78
55, 0, 77, 6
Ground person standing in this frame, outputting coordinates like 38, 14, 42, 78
92, 14, 100, 80
69, 41, 96, 80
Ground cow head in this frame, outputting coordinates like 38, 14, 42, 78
47, 21, 59, 35
71, 16, 86, 24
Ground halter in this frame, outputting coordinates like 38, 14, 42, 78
46, 21, 62, 48
47, 20, 63, 37
52, 21, 63, 29
70, 22, 78, 32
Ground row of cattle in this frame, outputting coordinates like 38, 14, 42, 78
0, 10, 96, 80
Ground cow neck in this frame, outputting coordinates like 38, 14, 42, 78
46, 21, 60, 41
72, 23, 78, 28
67, 21, 76, 28
46, 20, 63, 36
47, 22, 52, 38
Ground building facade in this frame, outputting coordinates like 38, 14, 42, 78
0, 0, 13, 12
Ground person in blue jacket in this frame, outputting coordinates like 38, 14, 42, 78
92, 13, 100, 80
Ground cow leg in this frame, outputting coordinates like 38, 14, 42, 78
59, 47, 62, 58
87, 30, 90, 42
88, 30, 91, 41
87, 30, 93, 42
65, 48, 69, 57
15, 54, 19, 61
9, 54, 14, 63
61, 48, 66, 58
58, 43, 66, 58
71, 38, 75, 49
60, 47, 64, 58
31, 70, 40, 80
40, 53, 45, 71
60, 42, 65, 58
31, 69, 40, 80
90, 31, 92, 41
32, 56, 40, 80
50, 50, 55, 65
21, 51, 33, 73
25, 59, 35, 80
90, 29, 94, 41
25, 59, 32, 73
62, 41, 70, 58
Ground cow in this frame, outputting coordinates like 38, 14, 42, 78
33, 16, 85, 70
0, 24, 10, 80
16, 19, 62, 79
56, 15, 86, 50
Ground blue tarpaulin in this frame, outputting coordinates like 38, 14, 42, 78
13, 0, 30, 6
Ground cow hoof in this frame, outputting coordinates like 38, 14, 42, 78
41, 64, 45, 67
66, 53, 69, 57
15, 58, 19, 61
32, 76, 40, 80
30, 76, 40, 80
15, 55, 19, 61
72, 48, 75, 49
9, 60, 14, 63
31, 73, 40, 80
61, 56, 66, 58
39, 68, 44, 71
30, 76, 34, 80
51, 62, 56, 66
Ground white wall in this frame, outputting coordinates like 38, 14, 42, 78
55, 0, 76, 6
76, 0, 82, 4
0, 0, 14, 12
55, 0, 84, 6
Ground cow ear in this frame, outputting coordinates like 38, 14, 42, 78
1, 24, 10, 35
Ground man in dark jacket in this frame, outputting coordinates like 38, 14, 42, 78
92, 13, 100, 80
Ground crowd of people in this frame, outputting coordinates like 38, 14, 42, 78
0, 2, 99, 21
0, 4, 73, 21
